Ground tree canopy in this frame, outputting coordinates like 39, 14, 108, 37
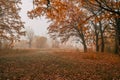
0, 0, 25, 49
28, 0, 120, 53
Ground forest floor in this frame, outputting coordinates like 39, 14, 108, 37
0, 49, 120, 80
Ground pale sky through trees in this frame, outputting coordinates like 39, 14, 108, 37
20, 0, 49, 37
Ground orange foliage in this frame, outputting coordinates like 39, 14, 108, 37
28, 0, 120, 53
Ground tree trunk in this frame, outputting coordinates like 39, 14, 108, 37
96, 43, 99, 52
0, 41, 2, 50
82, 39, 87, 53
83, 43, 87, 52
100, 34, 104, 52
100, 32, 105, 52
75, 27, 88, 53
96, 33, 99, 52
115, 18, 120, 54
115, 35, 119, 54
29, 39, 32, 48
99, 22, 105, 52
91, 21, 99, 52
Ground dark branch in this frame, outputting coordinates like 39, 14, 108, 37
47, 0, 50, 8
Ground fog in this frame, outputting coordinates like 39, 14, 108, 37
20, 0, 49, 37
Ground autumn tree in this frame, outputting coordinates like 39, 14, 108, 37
28, 0, 90, 52
35, 36, 47, 48
0, 0, 25, 49
28, 0, 120, 53
85, 6, 109, 52
80, 0, 120, 53
26, 27, 34, 48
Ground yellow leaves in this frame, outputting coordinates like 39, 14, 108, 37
46, 9, 53, 19
29, 0, 69, 20
28, 6, 45, 19
29, 0, 120, 24
34, 7, 43, 15
34, 0, 47, 5
28, 0, 69, 22
53, 0, 62, 6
